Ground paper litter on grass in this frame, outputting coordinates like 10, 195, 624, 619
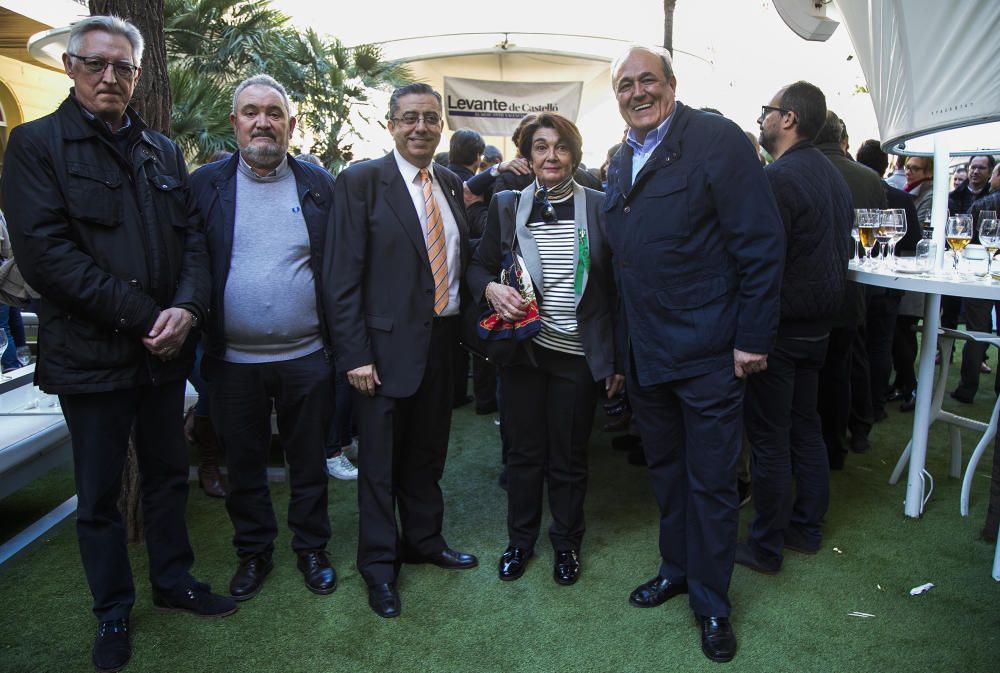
909, 582, 934, 596
848, 611, 875, 618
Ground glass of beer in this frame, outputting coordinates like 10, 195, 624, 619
857, 209, 879, 266
979, 216, 999, 277
945, 215, 973, 277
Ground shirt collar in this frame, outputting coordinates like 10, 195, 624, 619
76, 99, 132, 137
393, 147, 435, 185
237, 152, 289, 180
625, 110, 674, 154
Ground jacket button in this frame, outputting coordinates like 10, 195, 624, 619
624, 206, 631, 214
128, 279, 139, 287
424, 321, 431, 328
119, 318, 126, 326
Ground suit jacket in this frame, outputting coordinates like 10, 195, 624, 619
328, 152, 470, 398
603, 101, 784, 386
467, 183, 619, 381
189, 153, 336, 359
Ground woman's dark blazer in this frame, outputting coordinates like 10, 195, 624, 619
467, 181, 619, 382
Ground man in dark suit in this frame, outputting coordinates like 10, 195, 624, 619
604, 46, 784, 663
329, 83, 478, 619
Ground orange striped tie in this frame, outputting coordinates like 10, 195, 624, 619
420, 168, 449, 315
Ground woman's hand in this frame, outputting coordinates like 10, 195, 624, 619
486, 281, 528, 321
605, 374, 624, 398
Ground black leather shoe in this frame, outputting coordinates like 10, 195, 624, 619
628, 575, 688, 608
553, 549, 581, 585
697, 615, 737, 662
734, 541, 780, 575
229, 555, 273, 601
951, 389, 975, 404
152, 582, 238, 618
409, 548, 479, 569
368, 583, 400, 618
92, 618, 130, 673
297, 550, 337, 595
498, 546, 532, 581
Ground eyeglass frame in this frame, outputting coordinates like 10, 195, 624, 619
533, 186, 558, 223
758, 105, 792, 121
67, 53, 140, 80
389, 112, 443, 127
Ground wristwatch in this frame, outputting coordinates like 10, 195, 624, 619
489, 163, 500, 178
184, 308, 199, 328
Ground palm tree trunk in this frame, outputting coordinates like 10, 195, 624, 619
663, 0, 677, 56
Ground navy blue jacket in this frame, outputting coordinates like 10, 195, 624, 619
764, 140, 852, 337
604, 102, 784, 385
188, 153, 336, 358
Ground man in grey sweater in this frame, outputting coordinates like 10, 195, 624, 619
189, 75, 339, 602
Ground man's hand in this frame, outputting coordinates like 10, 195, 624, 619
463, 183, 483, 207
498, 157, 530, 175
347, 363, 381, 396
734, 349, 768, 379
141, 307, 194, 361
485, 281, 528, 321
605, 373, 625, 398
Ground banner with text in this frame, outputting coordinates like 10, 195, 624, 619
443, 77, 583, 136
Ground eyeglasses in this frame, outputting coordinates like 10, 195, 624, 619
68, 53, 139, 79
533, 186, 557, 223
390, 112, 442, 127
904, 163, 928, 172
759, 105, 791, 119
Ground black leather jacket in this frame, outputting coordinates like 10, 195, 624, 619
1, 95, 209, 393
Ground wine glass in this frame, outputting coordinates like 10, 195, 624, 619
887, 209, 908, 267
945, 215, 973, 277
979, 217, 999, 277
850, 220, 861, 264
876, 210, 893, 265
857, 210, 879, 266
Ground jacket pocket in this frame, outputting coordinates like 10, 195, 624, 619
148, 173, 189, 228
366, 314, 393, 332
655, 275, 727, 309
66, 162, 123, 226
654, 275, 734, 360
642, 175, 689, 241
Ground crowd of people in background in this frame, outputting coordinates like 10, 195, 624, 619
3, 13, 1000, 673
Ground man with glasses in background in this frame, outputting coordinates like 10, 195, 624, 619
0, 15, 234, 673
329, 83, 477, 619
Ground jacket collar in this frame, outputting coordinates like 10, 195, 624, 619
616, 101, 691, 198
59, 92, 152, 147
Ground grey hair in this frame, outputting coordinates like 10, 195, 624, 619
231, 74, 293, 116
67, 15, 145, 66
610, 45, 674, 89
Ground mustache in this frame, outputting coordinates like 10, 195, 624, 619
251, 130, 276, 140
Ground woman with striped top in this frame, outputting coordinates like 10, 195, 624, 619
467, 113, 623, 585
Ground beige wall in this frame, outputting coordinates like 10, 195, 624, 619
0, 53, 67, 129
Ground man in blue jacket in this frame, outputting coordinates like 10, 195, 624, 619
189, 75, 338, 604
605, 46, 784, 663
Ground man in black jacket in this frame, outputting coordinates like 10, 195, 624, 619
189, 75, 338, 604
0, 15, 235, 673
737, 82, 852, 574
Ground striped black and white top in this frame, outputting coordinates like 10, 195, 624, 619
526, 200, 584, 356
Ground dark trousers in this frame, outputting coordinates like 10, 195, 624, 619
355, 317, 456, 586
208, 349, 331, 559
892, 315, 920, 394
866, 290, 901, 414
744, 336, 830, 563
849, 325, 873, 440
628, 362, 743, 618
954, 299, 999, 400
325, 370, 354, 456
819, 327, 852, 461
472, 357, 497, 409
500, 347, 599, 552
60, 380, 195, 621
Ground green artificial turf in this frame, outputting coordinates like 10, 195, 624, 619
1, 366, 998, 673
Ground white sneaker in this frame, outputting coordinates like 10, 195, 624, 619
326, 453, 358, 480
342, 438, 359, 461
